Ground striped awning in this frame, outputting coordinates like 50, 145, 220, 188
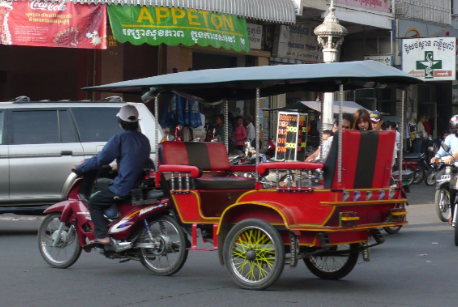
21, 0, 297, 24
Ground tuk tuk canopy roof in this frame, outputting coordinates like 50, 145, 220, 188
84, 60, 423, 103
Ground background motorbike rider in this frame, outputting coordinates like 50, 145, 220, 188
431, 115, 458, 224
72, 105, 151, 245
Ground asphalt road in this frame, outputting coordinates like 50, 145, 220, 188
1, 185, 457, 307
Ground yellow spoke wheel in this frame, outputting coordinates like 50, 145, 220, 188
223, 219, 284, 290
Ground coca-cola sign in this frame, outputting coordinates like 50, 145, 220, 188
29, 0, 67, 12
0, 0, 106, 49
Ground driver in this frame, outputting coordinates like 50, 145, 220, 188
72, 105, 151, 245
431, 115, 458, 225
431, 115, 458, 165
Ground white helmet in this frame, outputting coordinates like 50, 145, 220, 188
450, 114, 458, 128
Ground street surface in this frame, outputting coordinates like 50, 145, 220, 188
0, 185, 457, 307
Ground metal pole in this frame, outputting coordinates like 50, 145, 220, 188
256, 88, 260, 183
319, 99, 324, 161
338, 84, 343, 185
224, 100, 229, 152
154, 95, 160, 170
398, 90, 405, 187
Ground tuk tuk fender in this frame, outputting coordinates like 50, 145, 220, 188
216, 201, 292, 236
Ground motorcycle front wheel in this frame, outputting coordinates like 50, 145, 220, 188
38, 213, 82, 269
138, 214, 188, 276
435, 188, 451, 222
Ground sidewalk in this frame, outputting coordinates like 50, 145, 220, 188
407, 184, 436, 205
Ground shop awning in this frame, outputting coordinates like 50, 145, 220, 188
85, 60, 424, 103
266, 101, 369, 114
20, 0, 297, 24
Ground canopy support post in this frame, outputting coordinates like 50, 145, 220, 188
338, 84, 343, 185
256, 88, 260, 184
398, 90, 405, 187
319, 99, 324, 161
224, 100, 229, 152
154, 95, 160, 170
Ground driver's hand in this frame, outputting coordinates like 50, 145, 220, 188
444, 156, 454, 165
111, 164, 118, 173
71, 165, 77, 171
430, 157, 438, 164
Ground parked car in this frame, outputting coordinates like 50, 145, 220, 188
0, 96, 161, 215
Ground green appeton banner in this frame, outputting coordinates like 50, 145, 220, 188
107, 6, 250, 52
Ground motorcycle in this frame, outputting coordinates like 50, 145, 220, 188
265, 138, 276, 159
37, 169, 188, 275
434, 159, 458, 224
403, 152, 430, 184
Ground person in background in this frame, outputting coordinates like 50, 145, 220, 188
214, 114, 226, 143
424, 117, 431, 137
244, 115, 256, 147
306, 114, 353, 162
233, 115, 247, 151
387, 121, 401, 150
414, 116, 427, 153
353, 109, 372, 131
369, 110, 383, 131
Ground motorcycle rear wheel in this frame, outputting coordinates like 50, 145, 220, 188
424, 169, 437, 186
435, 188, 451, 222
138, 214, 188, 276
38, 213, 82, 269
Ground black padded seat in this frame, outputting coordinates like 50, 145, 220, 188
403, 152, 424, 160
145, 190, 164, 199
195, 176, 255, 190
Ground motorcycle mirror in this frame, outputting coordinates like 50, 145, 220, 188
428, 146, 434, 152
442, 143, 450, 152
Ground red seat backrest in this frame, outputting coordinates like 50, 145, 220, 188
159, 142, 230, 171
323, 130, 395, 189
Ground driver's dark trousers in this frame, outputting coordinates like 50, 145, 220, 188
89, 188, 116, 239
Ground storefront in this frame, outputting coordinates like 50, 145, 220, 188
0, 0, 296, 102
398, 19, 458, 140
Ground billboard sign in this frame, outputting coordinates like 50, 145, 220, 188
402, 37, 456, 81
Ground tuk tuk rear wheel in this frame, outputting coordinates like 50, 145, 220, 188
223, 219, 284, 290
304, 244, 359, 280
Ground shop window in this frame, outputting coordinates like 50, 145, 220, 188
11, 110, 59, 144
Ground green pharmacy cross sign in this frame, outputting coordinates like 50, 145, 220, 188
107, 6, 250, 53
416, 51, 442, 79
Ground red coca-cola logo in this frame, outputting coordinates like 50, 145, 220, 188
29, 0, 67, 12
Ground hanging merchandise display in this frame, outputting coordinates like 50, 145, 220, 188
107, 6, 250, 52
0, 0, 106, 49
160, 94, 202, 128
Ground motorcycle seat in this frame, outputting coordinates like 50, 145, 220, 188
103, 203, 120, 219
403, 152, 425, 160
